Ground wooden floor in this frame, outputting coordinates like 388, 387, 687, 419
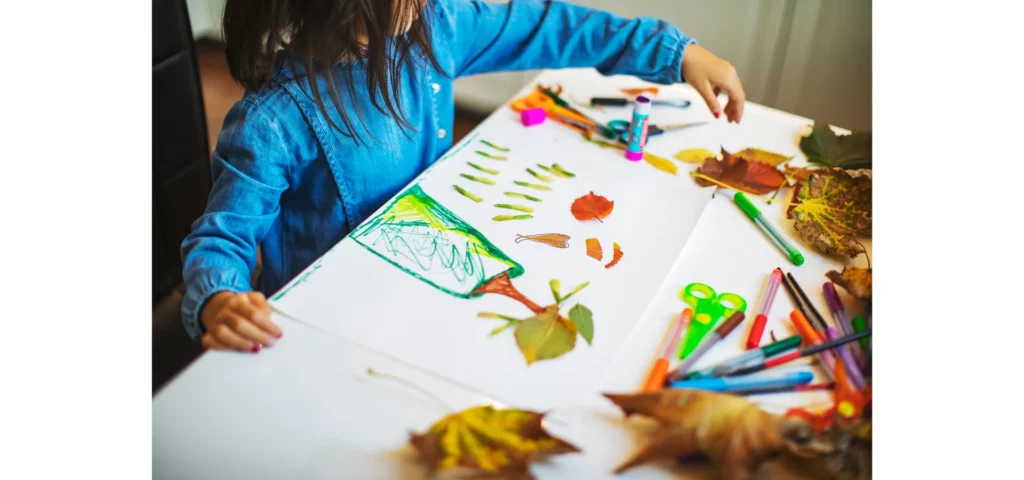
195, 44, 482, 154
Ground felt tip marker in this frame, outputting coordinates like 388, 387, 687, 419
732, 192, 804, 266
642, 309, 693, 392
684, 334, 802, 380
824, 327, 867, 390
746, 268, 783, 349
788, 310, 837, 382
666, 311, 745, 382
724, 330, 871, 377
669, 371, 813, 393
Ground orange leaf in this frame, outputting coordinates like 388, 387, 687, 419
621, 87, 659, 97
693, 147, 786, 195
570, 192, 614, 222
585, 238, 603, 261
604, 242, 623, 268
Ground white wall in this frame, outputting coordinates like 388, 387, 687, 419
183, 0, 871, 130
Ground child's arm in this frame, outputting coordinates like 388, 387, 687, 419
180, 101, 288, 351
436, 0, 744, 122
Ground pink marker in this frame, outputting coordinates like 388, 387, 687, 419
746, 268, 782, 349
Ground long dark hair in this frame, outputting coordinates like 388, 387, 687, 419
223, 0, 443, 145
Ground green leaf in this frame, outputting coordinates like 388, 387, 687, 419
514, 311, 577, 365
568, 304, 594, 345
799, 123, 872, 169
558, 281, 590, 305
549, 279, 562, 303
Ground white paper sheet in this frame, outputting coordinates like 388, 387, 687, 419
271, 77, 718, 409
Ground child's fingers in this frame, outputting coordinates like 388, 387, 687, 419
717, 78, 746, 123
209, 321, 259, 352
201, 333, 229, 350
245, 292, 282, 338
693, 80, 722, 118
230, 314, 278, 348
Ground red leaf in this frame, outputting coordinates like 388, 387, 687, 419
693, 148, 787, 195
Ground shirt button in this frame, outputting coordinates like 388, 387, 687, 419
437, 129, 447, 139
432, 83, 440, 94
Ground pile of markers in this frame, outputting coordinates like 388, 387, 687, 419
643, 268, 872, 400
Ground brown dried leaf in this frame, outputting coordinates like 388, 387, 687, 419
604, 242, 623, 268
585, 238, 603, 261
515, 233, 571, 249
605, 390, 811, 480
693, 147, 787, 195
789, 168, 872, 257
827, 267, 872, 300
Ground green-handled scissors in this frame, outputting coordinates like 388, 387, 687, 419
677, 283, 747, 359
607, 119, 709, 144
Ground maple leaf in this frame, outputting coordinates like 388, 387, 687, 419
800, 123, 872, 169
605, 389, 811, 480
692, 147, 787, 195
827, 266, 872, 300
604, 242, 623, 268
515, 306, 577, 365
571, 192, 614, 222
789, 168, 871, 258
409, 405, 580, 479
585, 238, 603, 261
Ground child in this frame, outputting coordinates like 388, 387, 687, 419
182, 0, 745, 353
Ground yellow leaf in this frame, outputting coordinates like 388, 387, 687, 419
644, 152, 678, 175
736, 148, 791, 167
673, 148, 717, 164
410, 405, 580, 477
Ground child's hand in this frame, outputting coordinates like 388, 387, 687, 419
200, 291, 282, 353
681, 44, 746, 123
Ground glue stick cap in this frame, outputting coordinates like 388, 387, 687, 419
634, 95, 652, 114
625, 150, 644, 161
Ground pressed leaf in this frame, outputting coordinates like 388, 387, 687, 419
604, 242, 623, 268
585, 238, 603, 261
789, 168, 872, 257
495, 203, 535, 213
515, 233, 571, 248
453, 185, 482, 203
604, 390, 811, 478
479, 139, 510, 152
568, 304, 594, 345
467, 162, 499, 175
475, 150, 508, 161
549, 279, 562, 303
673, 148, 717, 164
692, 147, 787, 195
526, 168, 554, 183
514, 309, 577, 365
514, 180, 552, 191
571, 192, 614, 222
800, 123, 872, 169
493, 214, 534, 222
409, 405, 579, 478
826, 267, 872, 300
644, 152, 678, 175
736, 148, 792, 167
461, 173, 496, 185
551, 164, 576, 178
504, 192, 542, 202
536, 164, 568, 179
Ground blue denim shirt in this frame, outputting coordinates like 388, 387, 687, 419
181, 0, 695, 341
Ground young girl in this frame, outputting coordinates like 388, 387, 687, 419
182, 0, 745, 353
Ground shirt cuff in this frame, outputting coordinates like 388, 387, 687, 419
655, 30, 697, 85
181, 270, 252, 343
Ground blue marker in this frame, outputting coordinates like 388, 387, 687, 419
668, 371, 814, 393
624, 96, 651, 162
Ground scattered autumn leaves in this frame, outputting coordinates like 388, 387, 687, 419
691, 147, 788, 195
585, 238, 624, 269
409, 405, 579, 479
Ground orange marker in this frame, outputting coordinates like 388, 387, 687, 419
788, 310, 836, 381
642, 309, 693, 392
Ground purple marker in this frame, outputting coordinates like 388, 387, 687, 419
823, 283, 867, 369
825, 327, 867, 390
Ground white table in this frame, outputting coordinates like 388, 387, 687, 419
154, 68, 870, 480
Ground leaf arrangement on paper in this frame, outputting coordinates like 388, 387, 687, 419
409, 405, 579, 479
690, 147, 788, 195
584, 238, 624, 268
605, 242, 623, 269
571, 192, 614, 222
787, 168, 872, 257
475, 276, 594, 365
515, 233, 571, 249
800, 123, 872, 170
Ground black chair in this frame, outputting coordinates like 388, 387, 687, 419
152, 0, 211, 393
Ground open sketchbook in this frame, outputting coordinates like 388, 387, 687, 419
269, 72, 854, 410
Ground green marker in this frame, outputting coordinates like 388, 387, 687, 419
732, 192, 804, 266
851, 316, 869, 352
